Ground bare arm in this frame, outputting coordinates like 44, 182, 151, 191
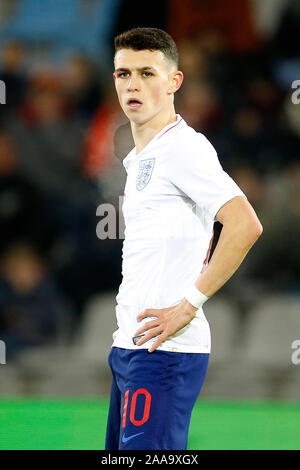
194, 195, 263, 297
134, 195, 263, 352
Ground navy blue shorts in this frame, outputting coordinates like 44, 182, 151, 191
105, 347, 209, 450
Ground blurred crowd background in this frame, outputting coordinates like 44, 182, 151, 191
0, 0, 299, 399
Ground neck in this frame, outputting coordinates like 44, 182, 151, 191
130, 106, 177, 154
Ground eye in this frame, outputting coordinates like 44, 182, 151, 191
143, 71, 153, 77
117, 72, 129, 78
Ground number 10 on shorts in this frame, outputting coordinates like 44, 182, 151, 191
122, 388, 152, 427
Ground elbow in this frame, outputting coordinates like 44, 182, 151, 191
245, 218, 263, 245
256, 221, 263, 238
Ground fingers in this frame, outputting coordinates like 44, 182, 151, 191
148, 332, 169, 353
134, 319, 160, 337
135, 326, 163, 347
136, 327, 170, 353
134, 307, 171, 352
137, 309, 158, 322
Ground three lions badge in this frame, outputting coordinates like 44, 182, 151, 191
136, 158, 155, 191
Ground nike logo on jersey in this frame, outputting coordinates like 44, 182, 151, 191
122, 431, 144, 443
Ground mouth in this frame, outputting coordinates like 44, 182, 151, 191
126, 98, 143, 110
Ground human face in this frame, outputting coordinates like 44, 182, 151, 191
113, 48, 178, 125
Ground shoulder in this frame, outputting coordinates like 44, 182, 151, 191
170, 122, 218, 162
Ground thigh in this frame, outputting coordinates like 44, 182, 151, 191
112, 348, 209, 450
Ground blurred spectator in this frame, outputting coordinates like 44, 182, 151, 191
92, 117, 133, 209
113, 120, 134, 164
63, 53, 104, 123
0, 243, 65, 361
168, 0, 259, 53
177, 40, 209, 80
81, 97, 121, 180
5, 69, 85, 196
229, 165, 265, 212
210, 76, 298, 173
222, 162, 300, 296
176, 79, 222, 134
0, 130, 55, 255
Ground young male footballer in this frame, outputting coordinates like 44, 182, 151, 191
105, 27, 263, 450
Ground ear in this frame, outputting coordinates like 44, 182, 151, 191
168, 70, 184, 94
113, 72, 116, 82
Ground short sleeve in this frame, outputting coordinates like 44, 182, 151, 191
167, 130, 247, 220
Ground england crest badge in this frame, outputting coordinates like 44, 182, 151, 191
136, 158, 155, 191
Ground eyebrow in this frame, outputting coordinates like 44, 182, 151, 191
114, 66, 156, 73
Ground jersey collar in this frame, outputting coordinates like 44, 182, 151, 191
123, 114, 185, 170
151, 113, 184, 143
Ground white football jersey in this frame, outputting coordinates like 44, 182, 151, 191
112, 114, 246, 353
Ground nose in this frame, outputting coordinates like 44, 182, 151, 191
127, 74, 140, 92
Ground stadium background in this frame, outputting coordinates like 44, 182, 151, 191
0, 0, 299, 450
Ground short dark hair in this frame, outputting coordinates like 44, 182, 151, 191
114, 27, 178, 68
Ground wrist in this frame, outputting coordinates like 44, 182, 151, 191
181, 297, 198, 318
183, 283, 209, 310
